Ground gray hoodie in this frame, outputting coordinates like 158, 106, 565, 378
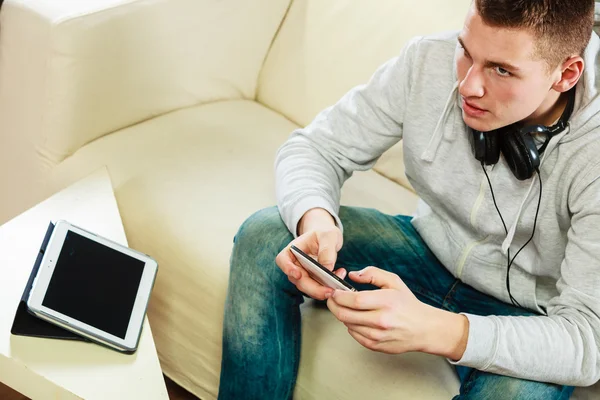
275, 31, 600, 386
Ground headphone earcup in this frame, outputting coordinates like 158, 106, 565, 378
471, 129, 500, 165
500, 128, 540, 180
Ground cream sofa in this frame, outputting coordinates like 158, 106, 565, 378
0, 1, 598, 398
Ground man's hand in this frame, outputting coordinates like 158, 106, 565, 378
275, 208, 345, 300
327, 266, 469, 360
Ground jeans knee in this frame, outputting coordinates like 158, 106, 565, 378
455, 371, 574, 400
230, 207, 293, 280
234, 207, 289, 250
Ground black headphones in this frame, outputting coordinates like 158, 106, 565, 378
470, 88, 576, 180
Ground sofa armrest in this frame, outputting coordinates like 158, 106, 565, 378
0, 0, 290, 223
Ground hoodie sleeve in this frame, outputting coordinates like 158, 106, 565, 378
275, 38, 420, 236
450, 168, 600, 387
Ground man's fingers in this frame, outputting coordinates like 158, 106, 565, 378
276, 224, 344, 300
317, 233, 339, 270
289, 270, 334, 300
290, 231, 320, 260
348, 266, 407, 290
327, 298, 380, 326
346, 324, 391, 343
334, 268, 347, 280
275, 250, 302, 278
330, 289, 386, 311
347, 327, 379, 351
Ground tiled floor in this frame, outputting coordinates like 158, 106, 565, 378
0, 375, 199, 400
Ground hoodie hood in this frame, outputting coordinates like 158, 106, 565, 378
561, 32, 600, 142
419, 32, 600, 254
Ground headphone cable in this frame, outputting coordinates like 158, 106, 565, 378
481, 163, 543, 308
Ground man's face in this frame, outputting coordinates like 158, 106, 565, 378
456, 6, 559, 132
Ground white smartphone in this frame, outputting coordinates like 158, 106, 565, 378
27, 220, 158, 353
290, 245, 356, 292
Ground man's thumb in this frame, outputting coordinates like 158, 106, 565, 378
316, 230, 342, 270
349, 266, 405, 290
317, 243, 337, 270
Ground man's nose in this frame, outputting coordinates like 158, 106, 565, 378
459, 66, 485, 98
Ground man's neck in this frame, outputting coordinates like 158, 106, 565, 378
523, 91, 569, 127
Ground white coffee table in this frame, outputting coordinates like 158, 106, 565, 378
0, 167, 169, 399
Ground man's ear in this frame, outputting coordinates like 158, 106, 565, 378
552, 56, 584, 93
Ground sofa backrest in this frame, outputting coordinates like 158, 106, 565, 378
0, 0, 292, 223
0, 0, 291, 167
257, 0, 472, 190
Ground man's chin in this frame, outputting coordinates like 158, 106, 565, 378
461, 112, 500, 132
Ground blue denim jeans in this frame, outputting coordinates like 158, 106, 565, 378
218, 206, 575, 400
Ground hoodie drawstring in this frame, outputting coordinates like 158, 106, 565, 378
417, 78, 568, 254
420, 81, 459, 162
500, 133, 564, 254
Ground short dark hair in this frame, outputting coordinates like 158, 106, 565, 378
475, 0, 595, 69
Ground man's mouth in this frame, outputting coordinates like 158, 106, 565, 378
462, 98, 487, 117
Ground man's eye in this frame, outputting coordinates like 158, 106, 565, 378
495, 66, 511, 77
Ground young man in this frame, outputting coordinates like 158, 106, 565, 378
219, 0, 600, 398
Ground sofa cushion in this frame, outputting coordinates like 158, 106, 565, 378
50, 100, 446, 399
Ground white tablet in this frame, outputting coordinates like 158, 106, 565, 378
27, 220, 158, 353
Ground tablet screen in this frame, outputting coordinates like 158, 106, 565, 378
42, 230, 145, 339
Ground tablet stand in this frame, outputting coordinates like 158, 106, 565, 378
10, 222, 88, 342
